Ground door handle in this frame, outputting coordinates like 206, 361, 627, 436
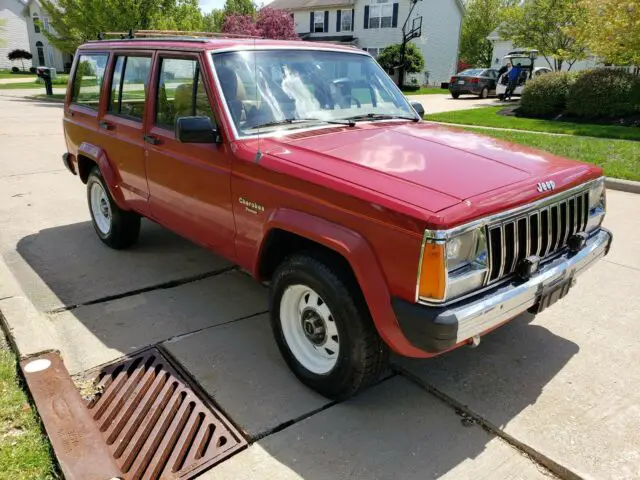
143, 135, 161, 145
99, 120, 113, 130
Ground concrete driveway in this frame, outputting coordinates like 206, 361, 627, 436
1, 90, 639, 480
409, 92, 506, 114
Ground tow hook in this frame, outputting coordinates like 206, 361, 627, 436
468, 335, 481, 348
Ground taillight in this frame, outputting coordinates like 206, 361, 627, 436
470, 78, 480, 84
450, 76, 456, 83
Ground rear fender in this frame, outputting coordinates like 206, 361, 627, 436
78, 142, 128, 210
259, 208, 428, 357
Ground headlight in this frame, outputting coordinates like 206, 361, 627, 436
586, 178, 606, 231
417, 227, 489, 302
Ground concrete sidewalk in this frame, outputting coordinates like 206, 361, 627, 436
2, 90, 639, 479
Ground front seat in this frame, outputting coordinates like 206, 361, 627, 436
216, 65, 246, 124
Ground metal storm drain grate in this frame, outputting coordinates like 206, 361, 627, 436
84, 347, 246, 480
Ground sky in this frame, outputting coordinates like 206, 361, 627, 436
199, 0, 273, 12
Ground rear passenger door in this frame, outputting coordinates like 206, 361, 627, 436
144, 53, 235, 257
100, 52, 153, 214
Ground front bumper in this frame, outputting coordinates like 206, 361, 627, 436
393, 228, 613, 354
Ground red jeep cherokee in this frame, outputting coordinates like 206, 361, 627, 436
62, 37, 612, 399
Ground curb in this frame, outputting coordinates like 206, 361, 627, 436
605, 177, 640, 194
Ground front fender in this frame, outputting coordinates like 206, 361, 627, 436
78, 142, 128, 210
259, 208, 429, 358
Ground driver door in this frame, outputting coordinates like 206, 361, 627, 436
144, 53, 235, 258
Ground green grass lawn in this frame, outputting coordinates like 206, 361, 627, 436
31, 94, 66, 101
0, 338, 58, 480
425, 106, 640, 142
0, 71, 36, 79
402, 87, 447, 95
464, 127, 640, 181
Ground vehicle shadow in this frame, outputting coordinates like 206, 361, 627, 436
12, 221, 578, 479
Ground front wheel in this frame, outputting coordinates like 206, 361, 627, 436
87, 167, 140, 249
270, 254, 388, 400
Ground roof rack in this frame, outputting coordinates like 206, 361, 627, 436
96, 29, 263, 41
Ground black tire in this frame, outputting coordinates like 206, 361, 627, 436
498, 94, 505, 101
451, 93, 460, 99
86, 167, 140, 249
480, 87, 489, 99
270, 253, 389, 400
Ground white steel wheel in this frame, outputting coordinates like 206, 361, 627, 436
89, 182, 112, 235
279, 285, 340, 375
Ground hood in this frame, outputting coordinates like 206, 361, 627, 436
255, 121, 597, 214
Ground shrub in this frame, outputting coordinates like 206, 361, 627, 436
520, 72, 575, 117
29, 66, 37, 73
566, 68, 640, 118
11, 66, 19, 73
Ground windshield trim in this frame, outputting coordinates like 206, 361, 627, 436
207, 48, 415, 141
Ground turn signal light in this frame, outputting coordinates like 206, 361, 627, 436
418, 243, 446, 300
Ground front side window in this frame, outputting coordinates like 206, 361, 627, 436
314, 11, 324, 32
156, 58, 214, 130
71, 53, 108, 109
109, 56, 152, 120
213, 49, 415, 136
341, 9, 352, 31
369, 0, 392, 29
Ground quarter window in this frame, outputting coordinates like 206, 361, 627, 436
341, 9, 352, 31
369, 0, 393, 29
314, 11, 324, 32
71, 53, 108, 109
156, 58, 214, 130
108, 56, 152, 120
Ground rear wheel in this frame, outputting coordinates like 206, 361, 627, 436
270, 254, 388, 400
451, 93, 460, 99
498, 94, 505, 101
87, 167, 140, 249
480, 87, 489, 99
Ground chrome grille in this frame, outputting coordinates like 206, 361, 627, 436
486, 190, 589, 283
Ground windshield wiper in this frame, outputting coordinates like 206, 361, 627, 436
249, 117, 355, 130
344, 113, 419, 122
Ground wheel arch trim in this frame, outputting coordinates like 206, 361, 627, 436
257, 208, 429, 357
78, 142, 128, 210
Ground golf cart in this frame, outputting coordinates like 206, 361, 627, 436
496, 49, 551, 100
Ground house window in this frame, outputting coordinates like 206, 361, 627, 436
366, 48, 382, 59
43, 17, 50, 32
369, 0, 393, 29
341, 9, 353, 31
35, 41, 45, 66
314, 11, 324, 32
33, 14, 40, 33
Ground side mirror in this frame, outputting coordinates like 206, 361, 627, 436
410, 102, 425, 117
175, 116, 218, 143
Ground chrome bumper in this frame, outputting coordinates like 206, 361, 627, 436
393, 228, 612, 353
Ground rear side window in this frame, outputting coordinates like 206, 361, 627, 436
71, 53, 108, 109
156, 58, 214, 130
108, 55, 152, 120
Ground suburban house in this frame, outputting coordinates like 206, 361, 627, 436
0, 0, 71, 72
268, 0, 465, 86
486, 28, 599, 72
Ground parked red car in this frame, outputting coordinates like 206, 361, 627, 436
62, 36, 612, 399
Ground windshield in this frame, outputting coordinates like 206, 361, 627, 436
211, 49, 416, 136
459, 69, 485, 76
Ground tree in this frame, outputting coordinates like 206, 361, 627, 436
222, 8, 297, 39
222, 15, 261, 37
460, 0, 516, 67
499, 0, 589, 71
255, 8, 297, 39
7, 49, 33, 71
203, 9, 226, 32
223, 0, 256, 17
572, 0, 640, 72
39, 0, 204, 53
377, 43, 425, 79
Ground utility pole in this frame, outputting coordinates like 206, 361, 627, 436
398, 0, 423, 87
